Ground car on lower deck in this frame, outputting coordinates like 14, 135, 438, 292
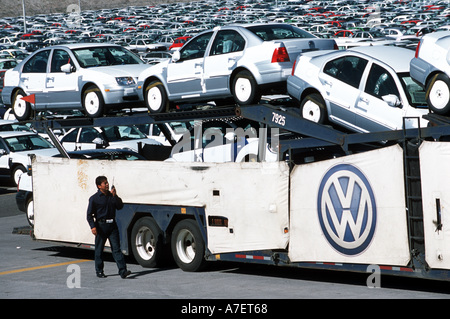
1, 43, 146, 120
287, 46, 429, 133
137, 23, 337, 113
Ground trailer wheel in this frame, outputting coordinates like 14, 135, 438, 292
171, 219, 206, 272
26, 197, 34, 226
300, 93, 327, 124
427, 73, 450, 115
131, 217, 164, 268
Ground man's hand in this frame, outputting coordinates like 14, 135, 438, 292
91, 227, 97, 236
111, 185, 117, 197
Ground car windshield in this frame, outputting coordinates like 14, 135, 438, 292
103, 125, 147, 142
398, 73, 427, 108
4, 134, 54, 152
246, 24, 315, 41
72, 46, 142, 68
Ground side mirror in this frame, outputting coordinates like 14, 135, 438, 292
0, 149, 6, 156
172, 50, 180, 62
61, 63, 74, 73
382, 94, 401, 107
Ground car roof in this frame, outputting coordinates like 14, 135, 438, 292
0, 131, 38, 138
349, 46, 414, 72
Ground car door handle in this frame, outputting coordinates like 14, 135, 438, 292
359, 97, 369, 104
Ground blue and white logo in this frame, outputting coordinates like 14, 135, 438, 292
317, 164, 376, 256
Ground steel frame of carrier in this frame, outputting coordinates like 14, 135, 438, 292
28, 104, 450, 281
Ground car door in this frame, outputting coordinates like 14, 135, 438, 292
202, 29, 245, 96
20, 49, 51, 107
46, 48, 79, 108
76, 127, 104, 150
356, 62, 405, 131
319, 55, 368, 130
166, 31, 213, 99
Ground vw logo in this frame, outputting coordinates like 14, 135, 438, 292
317, 164, 376, 256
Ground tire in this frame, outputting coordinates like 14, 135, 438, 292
232, 70, 261, 105
131, 217, 164, 268
145, 80, 168, 113
427, 73, 450, 115
12, 89, 32, 121
171, 219, 206, 272
300, 93, 327, 124
26, 197, 34, 226
12, 165, 26, 187
82, 85, 104, 118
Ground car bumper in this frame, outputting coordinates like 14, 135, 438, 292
286, 75, 307, 101
102, 85, 142, 104
410, 58, 432, 87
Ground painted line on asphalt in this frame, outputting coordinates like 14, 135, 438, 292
0, 259, 90, 276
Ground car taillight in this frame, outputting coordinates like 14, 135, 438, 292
415, 41, 421, 58
291, 59, 297, 76
272, 47, 290, 63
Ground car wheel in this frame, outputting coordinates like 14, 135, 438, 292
232, 70, 261, 105
131, 217, 164, 268
300, 93, 327, 124
427, 74, 450, 115
171, 219, 206, 272
145, 80, 168, 113
82, 86, 104, 118
26, 197, 34, 226
12, 165, 26, 186
12, 89, 31, 121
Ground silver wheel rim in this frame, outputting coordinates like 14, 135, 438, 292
14, 93, 27, 118
84, 91, 100, 115
302, 100, 321, 122
234, 77, 252, 103
135, 226, 156, 261
147, 86, 163, 111
13, 168, 24, 185
175, 229, 196, 264
429, 80, 450, 110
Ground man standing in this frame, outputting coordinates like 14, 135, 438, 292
87, 176, 131, 279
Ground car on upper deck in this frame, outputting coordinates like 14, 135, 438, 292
1, 43, 145, 120
287, 46, 428, 132
410, 31, 450, 115
137, 23, 337, 113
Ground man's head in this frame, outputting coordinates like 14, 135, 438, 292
95, 175, 109, 194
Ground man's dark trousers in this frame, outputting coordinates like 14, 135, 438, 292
95, 220, 127, 277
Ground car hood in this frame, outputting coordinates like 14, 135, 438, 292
10, 148, 60, 164
90, 64, 147, 77
109, 138, 161, 151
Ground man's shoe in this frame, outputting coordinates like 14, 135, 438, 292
96, 272, 107, 278
121, 270, 131, 279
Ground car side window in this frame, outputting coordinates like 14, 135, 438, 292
79, 128, 101, 143
323, 56, 368, 88
22, 50, 50, 73
50, 49, 73, 73
179, 32, 213, 61
61, 129, 79, 143
210, 30, 245, 56
365, 63, 399, 99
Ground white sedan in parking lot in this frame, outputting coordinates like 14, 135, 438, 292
287, 46, 429, 132
137, 23, 337, 113
1, 43, 145, 120
410, 31, 450, 115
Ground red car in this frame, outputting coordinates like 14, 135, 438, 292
169, 36, 192, 51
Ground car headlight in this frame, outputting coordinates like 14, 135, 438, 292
115, 77, 136, 86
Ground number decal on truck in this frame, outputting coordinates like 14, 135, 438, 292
271, 112, 286, 126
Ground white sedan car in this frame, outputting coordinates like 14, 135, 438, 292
60, 125, 161, 152
137, 23, 337, 113
0, 131, 59, 185
410, 31, 450, 115
1, 43, 145, 120
287, 46, 429, 132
